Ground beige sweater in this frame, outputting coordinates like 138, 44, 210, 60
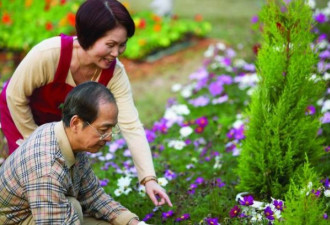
6, 36, 155, 181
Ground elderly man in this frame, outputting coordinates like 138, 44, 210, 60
0, 82, 169, 224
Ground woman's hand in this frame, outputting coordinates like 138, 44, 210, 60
145, 180, 173, 207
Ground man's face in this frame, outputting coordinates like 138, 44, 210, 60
75, 101, 118, 153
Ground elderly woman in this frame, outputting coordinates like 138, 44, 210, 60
0, 0, 171, 207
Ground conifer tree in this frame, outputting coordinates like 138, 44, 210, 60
236, 0, 325, 200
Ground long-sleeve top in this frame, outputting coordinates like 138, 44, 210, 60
5, 36, 155, 182
0, 122, 138, 224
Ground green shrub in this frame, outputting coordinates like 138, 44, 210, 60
236, 0, 326, 200
275, 159, 328, 225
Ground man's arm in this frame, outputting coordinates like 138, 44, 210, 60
25, 175, 80, 224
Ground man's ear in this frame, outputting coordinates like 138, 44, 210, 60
70, 115, 82, 133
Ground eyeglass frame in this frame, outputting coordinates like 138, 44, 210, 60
86, 122, 121, 140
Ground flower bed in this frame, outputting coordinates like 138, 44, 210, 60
0, 0, 211, 61
86, 1, 329, 224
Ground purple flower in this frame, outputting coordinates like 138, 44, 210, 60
322, 177, 330, 188
317, 34, 327, 43
145, 129, 156, 142
162, 210, 174, 219
229, 205, 241, 218
243, 63, 256, 72
189, 96, 210, 107
222, 57, 232, 66
319, 50, 330, 59
175, 214, 190, 221
209, 80, 224, 96
99, 179, 109, 187
324, 213, 328, 220
251, 15, 258, 24
142, 213, 154, 221
205, 217, 219, 225
215, 178, 225, 188
315, 13, 327, 23
227, 128, 236, 139
164, 169, 177, 180
195, 116, 209, 127
239, 195, 254, 206
189, 67, 208, 81
311, 189, 321, 197
234, 125, 245, 140
152, 118, 168, 134
188, 183, 198, 194
195, 77, 209, 90
321, 112, 330, 124
264, 206, 275, 220
273, 200, 283, 211
195, 177, 205, 185
305, 105, 316, 115
218, 75, 233, 85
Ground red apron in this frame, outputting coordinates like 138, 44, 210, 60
0, 34, 116, 154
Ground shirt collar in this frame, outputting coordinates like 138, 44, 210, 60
54, 121, 75, 168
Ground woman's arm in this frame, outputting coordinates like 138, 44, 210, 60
108, 60, 156, 182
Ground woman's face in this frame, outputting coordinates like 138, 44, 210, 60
87, 25, 128, 69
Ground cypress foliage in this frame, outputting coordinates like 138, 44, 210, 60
236, 0, 325, 200
275, 160, 327, 225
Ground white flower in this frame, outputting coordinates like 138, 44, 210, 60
172, 104, 190, 115
233, 120, 244, 129
137, 185, 146, 197
117, 176, 132, 189
324, 190, 330, 197
158, 177, 168, 187
213, 156, 222, 169
168, 140, 186, 150
216, 42, 226, 51
98, 153, 113, 161
123, 188, 132, 195
171, 83, 182, 92
204, 44, 215, 58
324, 72, 330, 80
250, 212, 263, 222
321, 100, 330, 113
179, 126, 193, 137
306, 0, 315, 9
233, 59, 247, 68
180, 84, 195, 98
235, 192, 250, 202
114, 188, 124, 197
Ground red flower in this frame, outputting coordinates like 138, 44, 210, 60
60, 0, 66, 5
152, 15, 162, 23
195, 126, 204, 133
252, 43, 261, 55
2, 12, 12, 25
171, 14, 179, 20
67, 12, 75, 27
194, 14, 203, 22
138, 19, 146, 29
45, 21, 53, 31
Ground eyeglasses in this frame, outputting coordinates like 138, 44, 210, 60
86, 122, 121, 140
